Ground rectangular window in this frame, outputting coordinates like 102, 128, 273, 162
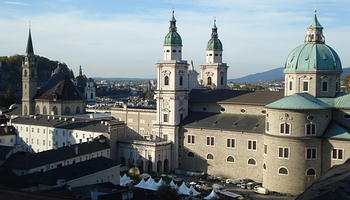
264, 144, 267, 154
322, 81, 328, 92
227, 138, 235, 148
163, 134, 168, 141
332, 148, 344, 160
187, 135, 195, 144
206, 137, 214, 146
248, 140, 257, 150
289, 81, 293, 91
278, 147, 289, 159
280, 123, 290, 134
306, 124, 316, 136
306, 147, 317, 160
303, 81, 309, 92
266, 122, 269, 132
163, 114, 168, 122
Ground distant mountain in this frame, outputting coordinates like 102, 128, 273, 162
229, 67, 350, 83
93, 77, 155, 81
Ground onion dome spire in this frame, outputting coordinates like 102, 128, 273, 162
164, 9, 182, 46
26, 26, 34, 56
305, 9, 325, 44
79, 65, 82, 76
206, 17, 223, 51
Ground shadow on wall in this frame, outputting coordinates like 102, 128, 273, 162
178, 128, 208, 174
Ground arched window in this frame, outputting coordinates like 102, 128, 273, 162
23, 105, 28, 116
227, 156, 235, 163
35, 105, 40, 114
278, 167, 288, 175
65, 107, 71, 114
305, 123, 316, 136
179, 76, 183, 86
207, 154, 214, 160
43, 106, 47, 115
220, 76, 224, 85
263, 163, 266, 170
247, 158, 256, 165
52, 106, 58, 115
306, 168, 316, 176
24, 70, 27, 77
207, 77, 212, 85
187, 152, 194, 157
76, 106, 81, 114
164, 76, 169, 86
280, 123, 291, 134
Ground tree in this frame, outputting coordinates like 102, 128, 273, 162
156, 184, 179, 200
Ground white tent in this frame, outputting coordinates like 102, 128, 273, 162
147, 181, 159, 191
169, 180, 178, 190
135, 179, 147, 189
178, 182, 191, 195
120, 174, 133, 186
189, 186, 200, 196
155, 179, 164, 187
204, 190, 219, 200
145, 177, 156, 186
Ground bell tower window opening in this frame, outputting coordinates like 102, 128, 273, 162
322, 81, 328, 92
163, 114, 168, 123
179, 76, 183, 86
164, 76, 169, 86
289, 81, 293, 91
207, 77, 212, 85
220, 76, 224, 85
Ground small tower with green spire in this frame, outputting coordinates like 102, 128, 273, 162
305, 9, 325, 44
163, 9, 182, 61
22, 27, 38, 115
200, 18, 228, 90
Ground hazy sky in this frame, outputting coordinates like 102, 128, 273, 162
0, 0, 349, 78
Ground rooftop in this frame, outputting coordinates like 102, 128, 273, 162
324, 122, 350, 140
11, 115, 123, 133
265, 93, 332, 110
182, 112, 265, 133
189, 89, 284, 105
4, 136, 110, 170
20, 157, 117, 187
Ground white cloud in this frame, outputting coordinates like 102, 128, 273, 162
3, 1, 28, 6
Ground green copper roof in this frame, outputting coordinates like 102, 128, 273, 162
324, 122, 350, 140
318, 93, 350, 109
207, 38, 223, 51
284, 43, 342, 72
206, 19, 223, 51
164, 31, 182, 46
309, 13, 323, 29
265, 93, 332, 110
163, 11, 182, 46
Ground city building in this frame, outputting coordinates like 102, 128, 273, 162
87, 10, 350, 195
21, 29, 85, 116
75, 66, 97, 103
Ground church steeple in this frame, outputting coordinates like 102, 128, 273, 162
163, 9, 182, 61
26, 27, 34, 56
305, 9, 325, 44
79, 65, 82, 76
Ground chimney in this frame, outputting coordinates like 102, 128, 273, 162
74, 145, 78, 155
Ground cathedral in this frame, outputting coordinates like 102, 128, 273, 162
103, 10, 350, 195
14, 10, 350, 195
21, 29, 85, 116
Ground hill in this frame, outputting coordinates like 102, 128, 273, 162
0, 55, 74, 98
229, 67, 350, 83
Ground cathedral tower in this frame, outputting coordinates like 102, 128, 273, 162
154, 10, 189, 170
284, 10, 342, 97
200, 19, 228, 89
22, 28, 38, 115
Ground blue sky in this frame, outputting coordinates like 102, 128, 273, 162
0, 0, 349, 78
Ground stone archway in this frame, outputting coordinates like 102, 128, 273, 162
147, 160, 153, 173
157, 160, 162, 173
163, 159, 169, 173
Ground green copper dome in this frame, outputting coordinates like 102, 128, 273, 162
284, 11, 342, 73
284, 43, 342, 72
163, 10, 182, 46
164, 31, 182, 46
206, 19, 223, 51
207, 38, 223, 51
